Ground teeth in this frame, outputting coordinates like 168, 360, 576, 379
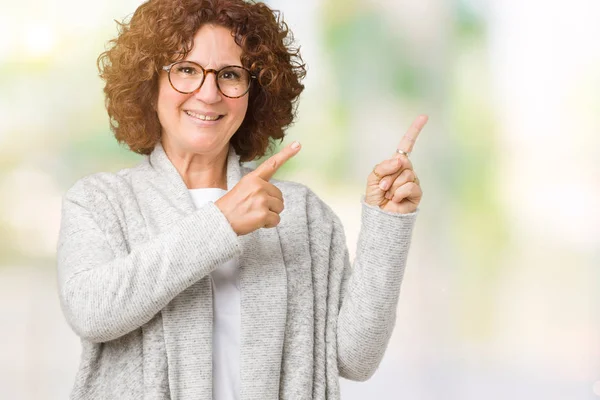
186, 111, 220, 121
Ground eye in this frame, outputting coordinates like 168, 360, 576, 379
176, 66, 199, 75
171, 61, 201, 77
219, 68, 243, 80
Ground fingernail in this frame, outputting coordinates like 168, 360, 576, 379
291, 141, 300, 149
379, 180, 388, 190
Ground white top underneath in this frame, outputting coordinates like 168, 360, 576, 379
189, 188, 240, 400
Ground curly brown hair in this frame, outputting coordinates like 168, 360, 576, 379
97, 0, 306, 161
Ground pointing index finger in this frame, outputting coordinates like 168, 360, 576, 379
253, 141, 301, 181
396, 114, 428, 156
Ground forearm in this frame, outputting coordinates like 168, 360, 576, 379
337, 201, 418, 381
58, 201, 240, 342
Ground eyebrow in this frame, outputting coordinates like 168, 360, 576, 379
185, 60, 243, 69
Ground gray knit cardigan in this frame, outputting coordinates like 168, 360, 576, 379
56, 142, 418, 399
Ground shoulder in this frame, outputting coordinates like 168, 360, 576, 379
62, 166, 137, 212
60, 168, 144, 248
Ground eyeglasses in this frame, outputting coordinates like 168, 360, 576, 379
162, 61, 256, 98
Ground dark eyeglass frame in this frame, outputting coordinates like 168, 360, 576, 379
161, 61, 257, 99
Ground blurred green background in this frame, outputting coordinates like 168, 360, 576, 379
1, 0, 599, 399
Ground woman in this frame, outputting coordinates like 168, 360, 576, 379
56, 0, 427, 398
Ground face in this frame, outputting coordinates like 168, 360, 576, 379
156, 24, 249, 158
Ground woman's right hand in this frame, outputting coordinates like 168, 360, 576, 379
215, 141, 301, 236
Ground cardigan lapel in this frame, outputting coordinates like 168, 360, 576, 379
146, 142, 288, 399
239, 226, 288, 399
148, 142, 212, 399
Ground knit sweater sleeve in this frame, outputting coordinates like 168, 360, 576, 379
334, 196, 418, 381
56, 176, 241, 343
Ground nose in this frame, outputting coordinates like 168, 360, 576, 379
194, 71, 222, 104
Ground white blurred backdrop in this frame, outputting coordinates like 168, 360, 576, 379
0, 0, 598, 399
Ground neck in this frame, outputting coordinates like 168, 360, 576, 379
161, 140, 229, 190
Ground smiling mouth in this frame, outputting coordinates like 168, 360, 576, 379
184, 110, 224, 121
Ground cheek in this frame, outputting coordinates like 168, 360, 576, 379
157, 85, 187, 121
230, 97, 249, 122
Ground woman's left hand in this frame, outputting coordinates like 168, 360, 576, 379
364, 115, 428, 214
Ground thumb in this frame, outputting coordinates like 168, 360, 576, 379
253, 141, 301, 181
